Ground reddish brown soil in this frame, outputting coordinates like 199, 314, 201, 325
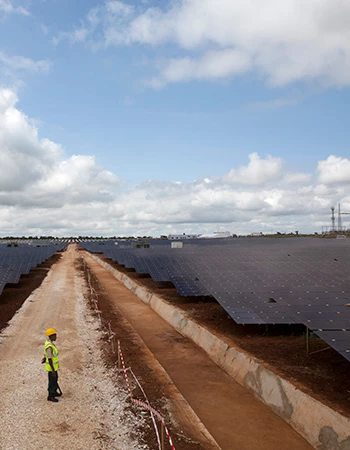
78, 258, 207, 450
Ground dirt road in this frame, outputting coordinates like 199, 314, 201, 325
0, 245, 143, 450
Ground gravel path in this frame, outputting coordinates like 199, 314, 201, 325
0, 245, 146, 450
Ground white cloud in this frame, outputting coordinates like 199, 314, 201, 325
0, 89, 61, 191
0, 52, 51, 89
246, 97, 299, 111
147, 48, 251, 88
52, 28, 89, 46
40, 24, 49, 35
54, 0, 350, 89
0, 88, 120, 209
36, 155, 120, 205
223, 153, 283, 185
317, 155, 350, 184
106, 0, 133, 17
52, 1, 133, 46
0, 0, 29, 15
0, 52, 51, 74
283, 173, 312, 185
0, 88, 349, 236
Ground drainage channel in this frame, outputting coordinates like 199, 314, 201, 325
82, 251, 313, 450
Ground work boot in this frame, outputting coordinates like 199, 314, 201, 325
47, 396, 59, 402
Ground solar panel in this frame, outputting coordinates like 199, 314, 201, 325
0, 242, 67, 295
80, 237, 350, 361
313, 330, 350, 357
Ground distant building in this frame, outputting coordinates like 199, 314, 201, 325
197, 231, 231, 239
168, 231, 234, 240
168, 233, 199, 240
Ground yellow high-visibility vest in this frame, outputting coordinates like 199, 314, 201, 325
44, 340, 59, 372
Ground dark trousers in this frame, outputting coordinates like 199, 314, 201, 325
48, 371, 59, 396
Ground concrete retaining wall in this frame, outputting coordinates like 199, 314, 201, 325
90, 254, 350, 450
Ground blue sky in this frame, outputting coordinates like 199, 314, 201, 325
0, 0, 349, 237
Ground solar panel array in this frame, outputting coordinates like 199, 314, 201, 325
80, 238, 350, 361
0, 242, 67, 296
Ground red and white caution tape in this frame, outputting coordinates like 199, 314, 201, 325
83, 256, 175, 449
107, 321, 116, 353
118, 344, 176, 449
117, 340, 132, 397
131, 398, 163, 422
132, 399, 175, 450
130, 368, 161, 450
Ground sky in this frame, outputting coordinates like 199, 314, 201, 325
0, 0, 350, 237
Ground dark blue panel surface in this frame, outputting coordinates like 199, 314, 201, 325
80, 237, 350, 361
0, 241, 67, 295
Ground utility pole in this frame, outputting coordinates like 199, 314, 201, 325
338, 203, 342, 232
341, 208, 350, 232
336, 203, 350, 232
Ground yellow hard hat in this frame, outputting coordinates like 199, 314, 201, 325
45, 327, 57, 337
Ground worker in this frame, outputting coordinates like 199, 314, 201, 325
42, 328, 61, 402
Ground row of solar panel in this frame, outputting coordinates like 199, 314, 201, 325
80, 238, 350, 361
0, 243, 67, 296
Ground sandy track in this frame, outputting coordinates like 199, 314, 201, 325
0, 245, 142, 450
